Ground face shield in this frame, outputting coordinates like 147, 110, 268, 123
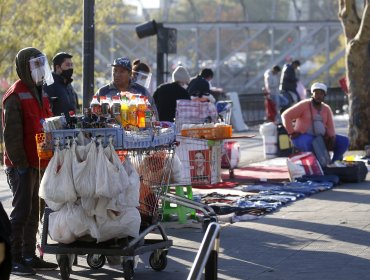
132, 70, 152, 88
29, 55, 54, 86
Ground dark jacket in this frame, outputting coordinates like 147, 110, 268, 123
280, 63, 298, 92
0, 202, 11, 280
187, 75, 211, 98
153, 82, 190, 122
44, 73, 78, 120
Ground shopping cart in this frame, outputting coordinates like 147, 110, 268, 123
38, 128, 216, 279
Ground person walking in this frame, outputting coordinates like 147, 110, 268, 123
43, 52, 79, 121
2, 47, 58, 276
282, 82, 349, 163
153, 65, 191, 122
264, 65, 288, 122
279, 60, 301, 109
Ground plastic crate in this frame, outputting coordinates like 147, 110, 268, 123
123, 130, 153, 149
51, 128, 124, 149
152, 125, 176, 147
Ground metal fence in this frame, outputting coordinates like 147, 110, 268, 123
238, 87, 348, 126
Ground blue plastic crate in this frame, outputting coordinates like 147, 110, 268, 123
51, 128, 124, 149
152, 124, 176, 147
122, 130, 153, 149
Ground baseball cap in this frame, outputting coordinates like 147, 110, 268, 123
311, 82, 327, 94
111, 57, 132, 70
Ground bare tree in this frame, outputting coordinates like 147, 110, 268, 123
338, 0, 370, 149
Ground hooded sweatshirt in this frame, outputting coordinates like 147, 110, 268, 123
2, 47, 52, 169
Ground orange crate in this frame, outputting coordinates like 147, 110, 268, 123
215, 125, 232, 138
181, 125, 232, 139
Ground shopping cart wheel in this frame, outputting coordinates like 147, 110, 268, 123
123, 260, 135, 280
149, 250, 168, 271
58, 255, 71, 280
87, 254, 106, 269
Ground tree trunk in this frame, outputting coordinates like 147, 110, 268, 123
338, 0, 370, 149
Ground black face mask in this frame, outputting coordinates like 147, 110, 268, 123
61, 68, 73, 81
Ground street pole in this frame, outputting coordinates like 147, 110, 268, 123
82, 0, 95, 109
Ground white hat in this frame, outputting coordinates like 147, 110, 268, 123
311, 82, 327, 94
172, 66, 190, 83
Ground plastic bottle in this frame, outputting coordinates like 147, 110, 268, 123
137, 95, 146, 129
100, 96, 110, 117
144, 96, 154, 128
120, 96, 129, 127
90, 96, 101, 116
127, 95, 138, 127
111, 96, 121, 116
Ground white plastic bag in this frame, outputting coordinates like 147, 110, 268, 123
95, 144, 129, 198
121, 158, 140, 207
95, 207, 141, 242
67, 200, 96, 238
170, 154, 184, 184
48, 204, 76, 244
72, 140, 97, 198
39, 148, 77, 204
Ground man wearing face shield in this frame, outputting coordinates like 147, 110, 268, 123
2, 47, 58, 276
131, 59, 152, 90
44, 52, 79, 121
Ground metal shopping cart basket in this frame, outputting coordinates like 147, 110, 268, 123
38, 128, 178, 280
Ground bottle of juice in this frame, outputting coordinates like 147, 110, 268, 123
137, 95, 146, 129
144, 97, 153, 128
120, 96, 129, 127
127, 95, 138, 127
90, 96, 101, 116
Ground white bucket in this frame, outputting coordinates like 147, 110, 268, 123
263, 135, 277, 159
259, 122, 277, 137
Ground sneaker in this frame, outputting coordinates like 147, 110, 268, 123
11, 261, 36, 276
24, 256, 58, 271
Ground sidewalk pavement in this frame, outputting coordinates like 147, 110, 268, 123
2, 114, 370, 280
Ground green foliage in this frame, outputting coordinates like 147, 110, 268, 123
0, 0, 130, 92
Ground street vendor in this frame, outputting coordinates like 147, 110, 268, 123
281, 82, 349, 163
95, 56, 158, 118
2, 47, 58, 276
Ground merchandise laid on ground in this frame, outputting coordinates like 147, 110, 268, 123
176, 148, 369, 226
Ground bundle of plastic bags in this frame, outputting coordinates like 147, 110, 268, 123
40, 137, 141, 244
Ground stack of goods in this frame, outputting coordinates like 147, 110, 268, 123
180, 123, 232, 139
39, 138, 141, 244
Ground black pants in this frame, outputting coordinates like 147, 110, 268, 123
5, 168, 41, 261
